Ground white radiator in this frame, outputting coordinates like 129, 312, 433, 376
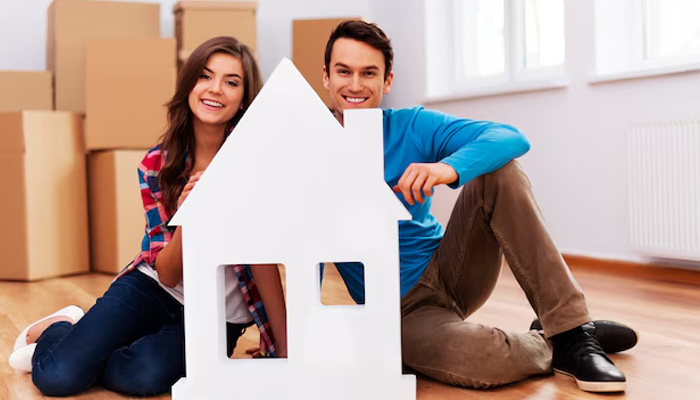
628, 118, 700, 261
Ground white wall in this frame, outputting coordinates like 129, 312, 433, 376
400, 0, 700, 265
255, 0, 371, 79
3, 0, 698, 265
368, 0, 426, 110
0, 0, 50, 70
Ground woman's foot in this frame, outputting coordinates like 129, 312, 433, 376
9, 305, 85, 373
25, 316, 73, 345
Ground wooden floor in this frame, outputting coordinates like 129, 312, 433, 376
1, 260, 699, 399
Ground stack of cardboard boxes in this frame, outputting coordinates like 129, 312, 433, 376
174, 1, 257, 66
0, 0, 249, 281
0, 71, 86, 280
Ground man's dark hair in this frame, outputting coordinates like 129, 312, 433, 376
324, 20, 394, 80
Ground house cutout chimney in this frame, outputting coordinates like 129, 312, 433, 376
170, 58, 415, 400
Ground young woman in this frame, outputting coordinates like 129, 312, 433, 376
8, 36, 287, 397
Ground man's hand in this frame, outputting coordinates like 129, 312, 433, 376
392, 162, 458, 205
177, 171, 204, 209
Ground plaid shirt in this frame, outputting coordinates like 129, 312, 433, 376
115, 145, 277, 357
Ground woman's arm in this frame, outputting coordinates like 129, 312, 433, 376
250, 265, 288, 357
153, 172, 203, 287
153, 227, 183, 287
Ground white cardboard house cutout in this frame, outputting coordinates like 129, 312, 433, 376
170, 58, 415, 400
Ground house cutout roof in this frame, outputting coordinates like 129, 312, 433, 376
171, 57, 410, 262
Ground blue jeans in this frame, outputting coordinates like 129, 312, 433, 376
31, 269, 251, 397
32, 269, 186, 396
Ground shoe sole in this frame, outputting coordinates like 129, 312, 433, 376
554, 368, 626, 393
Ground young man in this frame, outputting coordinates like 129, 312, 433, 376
322, 20, 637, 393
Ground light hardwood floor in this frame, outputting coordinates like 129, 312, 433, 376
1, 260, 699, 399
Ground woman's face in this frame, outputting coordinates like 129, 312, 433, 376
188, 52, 245, 131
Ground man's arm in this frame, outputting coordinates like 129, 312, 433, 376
393, 108, 530, 204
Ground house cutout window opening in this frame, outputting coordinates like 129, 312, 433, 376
319, 262, 364, 306
221, 264, 287, 359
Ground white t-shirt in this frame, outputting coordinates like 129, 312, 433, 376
137, 263, 253, 324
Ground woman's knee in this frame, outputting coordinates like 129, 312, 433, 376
103, 363, 182, 396
32, 361, 94, 396
102, 368, 180, 397
101, 346, 184, 396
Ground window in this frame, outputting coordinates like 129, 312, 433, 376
425, 0, 566, 100
643, 0, 700, 61
594, 0, 700, 79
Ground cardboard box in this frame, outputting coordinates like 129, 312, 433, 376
0, 71, 54, 112
47, 0, 160, 113
85, 38, 175, 150
88, 150, 147, 274
0, 111, 89, 281
174, 1, 257, 64
292, 18, 362, 106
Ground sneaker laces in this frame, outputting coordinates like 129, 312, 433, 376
571, 332, 612, 364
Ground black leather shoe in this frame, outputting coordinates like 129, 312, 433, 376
552, 328, 626, 392
530, 319, 638, 353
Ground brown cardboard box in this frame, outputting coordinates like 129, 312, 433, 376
0, 111, 89, 281
88, 150, 147, 274
174, 1, 257, 64
85, 38, 175, 150
47, 0, 160, 113
292, 18, 362, 106
0, 71, 54, 112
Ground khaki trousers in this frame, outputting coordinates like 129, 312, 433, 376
400, 161, 591, 389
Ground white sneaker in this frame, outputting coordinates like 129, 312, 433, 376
8, 305, 85, 373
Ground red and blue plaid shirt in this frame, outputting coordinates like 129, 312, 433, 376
115, 145, 277, 357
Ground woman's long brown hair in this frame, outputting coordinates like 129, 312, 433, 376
159, 36, 262, 213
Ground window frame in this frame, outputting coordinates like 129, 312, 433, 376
424, 0, 568, 102
591, 0, 700, 83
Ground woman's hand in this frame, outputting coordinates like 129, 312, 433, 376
177, 172, 204, 209
245, 345, 264, 358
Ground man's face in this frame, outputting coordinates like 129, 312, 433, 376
323, 38, 393, 123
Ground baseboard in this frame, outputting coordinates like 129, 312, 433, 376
563, 254, 700, 287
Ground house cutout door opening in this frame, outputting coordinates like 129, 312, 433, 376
221, 263, 287, 359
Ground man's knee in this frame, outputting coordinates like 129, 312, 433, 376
485, 160, 525, 185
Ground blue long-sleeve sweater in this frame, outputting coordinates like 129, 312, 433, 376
334, 106, 530, 304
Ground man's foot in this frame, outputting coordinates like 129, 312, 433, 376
552, 327, 626, 393
530, 319, 638, 354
